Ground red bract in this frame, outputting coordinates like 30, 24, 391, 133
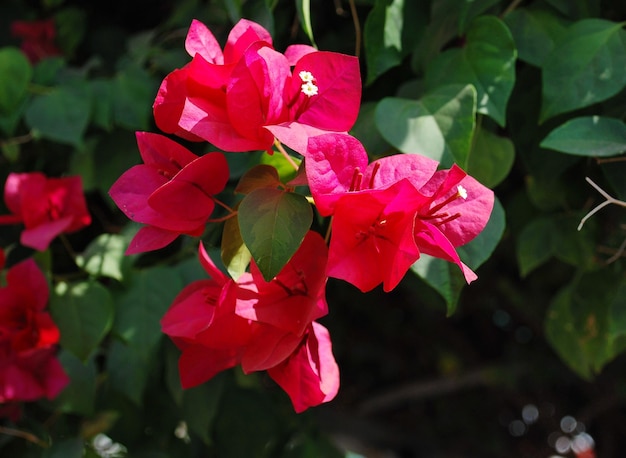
306, 133, 494, 291
161, 231, 339, 411
108, 132, 229, 254
10, 19, 61, 63
0, 173, 91, 251
327, 180, 423, 292
154, 19, 360, 154
0, 258, 69, 406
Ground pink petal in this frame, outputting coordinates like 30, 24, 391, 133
265, 122, 334, 157
178, 344, 239, 388
6, 258, 49, 310
160, 281, 216, 338
224, 19, 273, 63
267, 322, 339, 413
305, 133, 369, 216
126, 226, 180, 255
185, 19, 224, 63
227, 46, 289, 145
290, 51, 361, 132
153, 67, 204, 141
198, 242, 229, 284
136, 132, 198, 173
284, 44, 317, 65
241, 327, 302, 373
21, 217, 73, 251
364, 153, 439, 191
147, 178, 215, 222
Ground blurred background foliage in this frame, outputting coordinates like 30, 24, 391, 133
0, 0, 625, 456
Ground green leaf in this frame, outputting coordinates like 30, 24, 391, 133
90, 78, 114, 131
221, 211, 252, 280
112, 64, 158, 130
54, 351, 97, 416
412, 198, 505, 315
54, 7, 86, 56
295, 0, 316, 47
25, 84, 91, 147
182, 373, 226, 445
375, 84, 476, 167
540, 116, 626, 157
516, 217, 555, 276
467, 125, 515, 187
43, 438, 84, 458
259, 149, 300, 183
351, 101, 391, 156
235, 164, 281, 194
540, 19, 626, 122
77, 233, 129, 281
0, 47, 32, 115
458, 0, 501, 34
50, 281, 114, 362
503, 7, 569, 67
545, 269, 625, 379
363, 0, 425, 84
107, 267, 183, 403
601, 161, 626, 200
238, 188, 312, 281
425, 16, 517, 126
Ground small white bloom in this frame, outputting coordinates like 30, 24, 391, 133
299, 70, 314, 82
457, 185, 468, 199
301, 81, 319, 97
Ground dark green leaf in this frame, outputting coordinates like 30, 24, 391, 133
25, 84, 91, 147
351, 101, 391, 157
238, 188, 312, 281
50, 281, 114, 361
540, 19, 626, 122
601, 161, 626, 200
90, 78, 114, 131
43, 438, 84, 458
413, 198, 505, 315
375, 84, 476, 167
545, 269, 625, 379
364, 0, 425, 84
467, 125, 515, 187
425, 16, 517, 126
503, 7, 569, 66
0, 47, 31, 115
54, 351, 97, 416
540, 116, 626, 157
113, 64, 158, 130
235, 164, 281, 194
107, 339, 155, 405
77, 233, 129, 281
517, 217, 555, 276
458, 0, 501, 34
182, 373, 226, 445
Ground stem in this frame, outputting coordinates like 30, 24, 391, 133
211, 196, 236, 214
0, 426, 49, 448
324, 216, 333, 244
596, 156, 626, 164
501, 0, 524, 17
348, 0, 361, 58
578, 177, 626, 231
0, 131, 35, 148
207, 212, 238, 224
59, 234, 78, 262
273, 139, 300, 171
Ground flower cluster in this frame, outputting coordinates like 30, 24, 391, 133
110, 18, 494, 412
10, 19, 61, 63
0, 254, 69, 416
0, 172, 91, 251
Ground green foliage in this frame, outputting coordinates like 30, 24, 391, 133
2, 0, 626, 456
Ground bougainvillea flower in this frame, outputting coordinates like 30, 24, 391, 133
10, 19, 61, 63
412, 164, 494, 283
154, 18, 360, 154
154, 19, 273, 141
267, 322, 339, 413
0, 258, 69, 404
108, 132, 229, 254
327, 180, 424, 292
306, 133, 439, 216
161, 231, 338, 411
0, 173, 91, 251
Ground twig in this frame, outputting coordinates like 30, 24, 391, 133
347, 0, 361, 58
273, 139, 300, 171
0, 426, 49, 448
578, 177, 626, 231
501, 0, 524, 17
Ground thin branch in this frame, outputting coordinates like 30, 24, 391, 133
0, 426, 49, 448
347, 0, 361, 58
273, 139, 300, 171
578, 177, 626, 231
501, 0, 524, 17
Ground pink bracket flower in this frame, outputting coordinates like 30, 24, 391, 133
0, 173, 91, 251
0, 258, 69, 405
161, 231, 339, 411
109, 132, 229, 254
10, 19, 61, 63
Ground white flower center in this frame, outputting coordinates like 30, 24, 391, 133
457, 185, 468, 200
301, 81, 318, 97
299, 71, 314, 82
